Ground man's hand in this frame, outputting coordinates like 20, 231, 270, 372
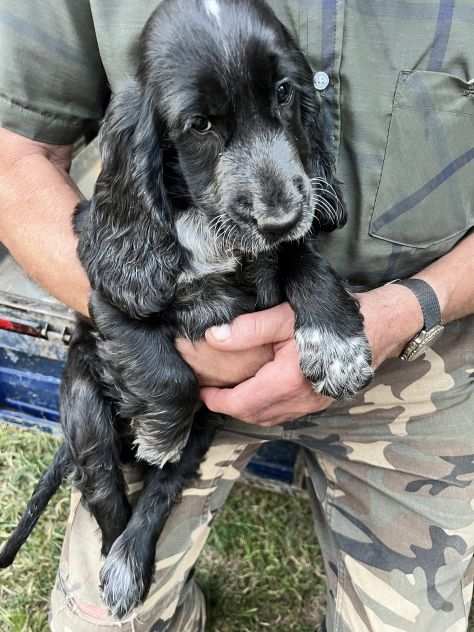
178, 283, 425, 426
179, 304, 333, 425
175, 338, 274, 388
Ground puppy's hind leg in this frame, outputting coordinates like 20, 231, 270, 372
63, 319, 132, 556
89, 294, 201, 469
0, 442, 70, 568
99, 416, 215, 619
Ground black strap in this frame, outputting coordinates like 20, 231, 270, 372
396, 278, 442, 331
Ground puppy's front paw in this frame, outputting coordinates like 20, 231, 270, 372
99, 534, 153, 619
295, 326, 373, 399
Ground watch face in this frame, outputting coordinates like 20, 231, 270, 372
404, 325, 445, 361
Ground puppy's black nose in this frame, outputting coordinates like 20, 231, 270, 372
257, 206, 302, 238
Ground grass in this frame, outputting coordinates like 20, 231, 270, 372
0, 426, 69, 632
0, 424, 325, 632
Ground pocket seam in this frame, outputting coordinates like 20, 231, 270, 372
393, 105, 474, 119
369, 223, 474, 250
369, 70, 404, 246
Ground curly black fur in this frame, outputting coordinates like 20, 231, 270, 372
0, 0, 373, 617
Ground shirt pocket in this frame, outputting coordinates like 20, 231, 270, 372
369, 70, 474, 250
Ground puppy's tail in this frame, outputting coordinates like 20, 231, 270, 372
0, 442, 70, 568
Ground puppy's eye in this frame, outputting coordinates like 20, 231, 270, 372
190, 116, 212, 134
276, 80, 294, 106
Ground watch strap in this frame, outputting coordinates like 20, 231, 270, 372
395, 278, 442, 331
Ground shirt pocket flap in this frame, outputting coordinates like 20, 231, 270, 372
369, 70, 474, 250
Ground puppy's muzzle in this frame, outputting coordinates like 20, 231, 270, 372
255, 202, 303, 239
250, 172, 310, 241
220, 134, 313, 244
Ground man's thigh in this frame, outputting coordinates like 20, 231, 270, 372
294, 347, 474, 631
49, 424, 283, 632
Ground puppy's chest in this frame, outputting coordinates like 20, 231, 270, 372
172, 213, 282, 339
173, 259, 282, 341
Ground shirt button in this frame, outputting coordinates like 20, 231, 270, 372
313, 71, 330, 91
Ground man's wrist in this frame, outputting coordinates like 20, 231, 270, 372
356, 284, 424, 368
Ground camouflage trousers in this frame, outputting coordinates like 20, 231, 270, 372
49, 333, 474, 631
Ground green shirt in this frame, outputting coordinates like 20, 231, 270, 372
0, 3, 473, 350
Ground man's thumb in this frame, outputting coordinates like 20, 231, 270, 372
205, 303, 295, 350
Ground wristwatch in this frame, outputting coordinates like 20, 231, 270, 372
395, 278, 445, 361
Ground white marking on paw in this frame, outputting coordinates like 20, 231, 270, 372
295, 326, 373, 399
100, 537, 145, 618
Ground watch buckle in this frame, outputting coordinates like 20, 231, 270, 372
400, 324, 445, 361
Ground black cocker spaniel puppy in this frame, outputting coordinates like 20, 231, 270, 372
0, 0, 373, 618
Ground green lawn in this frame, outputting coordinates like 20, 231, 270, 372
0, 424, 325, 632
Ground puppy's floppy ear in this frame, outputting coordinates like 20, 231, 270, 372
312, 143, 347, 233
76, 79, 182, 319
300, 88, 347, 233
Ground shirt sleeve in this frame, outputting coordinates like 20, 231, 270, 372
0, 1, 109, 145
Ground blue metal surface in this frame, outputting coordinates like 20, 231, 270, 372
0, 343, 63, 423
245, 441, 299, 485
0, 329, 298, 486
0, 409, 61, 435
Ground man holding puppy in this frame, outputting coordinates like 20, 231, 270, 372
1, 1, 473, 631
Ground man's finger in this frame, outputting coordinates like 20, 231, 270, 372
200, 350, 301, 420
205, 303, 295, 351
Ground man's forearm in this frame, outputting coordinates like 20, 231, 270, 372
358, 232, 474, 368
0, 131, 90, 315
415, 232, 474, 323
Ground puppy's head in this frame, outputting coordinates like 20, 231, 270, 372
91, 0, 346, 301
139, 0, 346, 252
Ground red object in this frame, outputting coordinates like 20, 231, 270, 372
0, 317, 45, 338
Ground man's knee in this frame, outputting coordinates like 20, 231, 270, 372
49, 573, 206, 632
